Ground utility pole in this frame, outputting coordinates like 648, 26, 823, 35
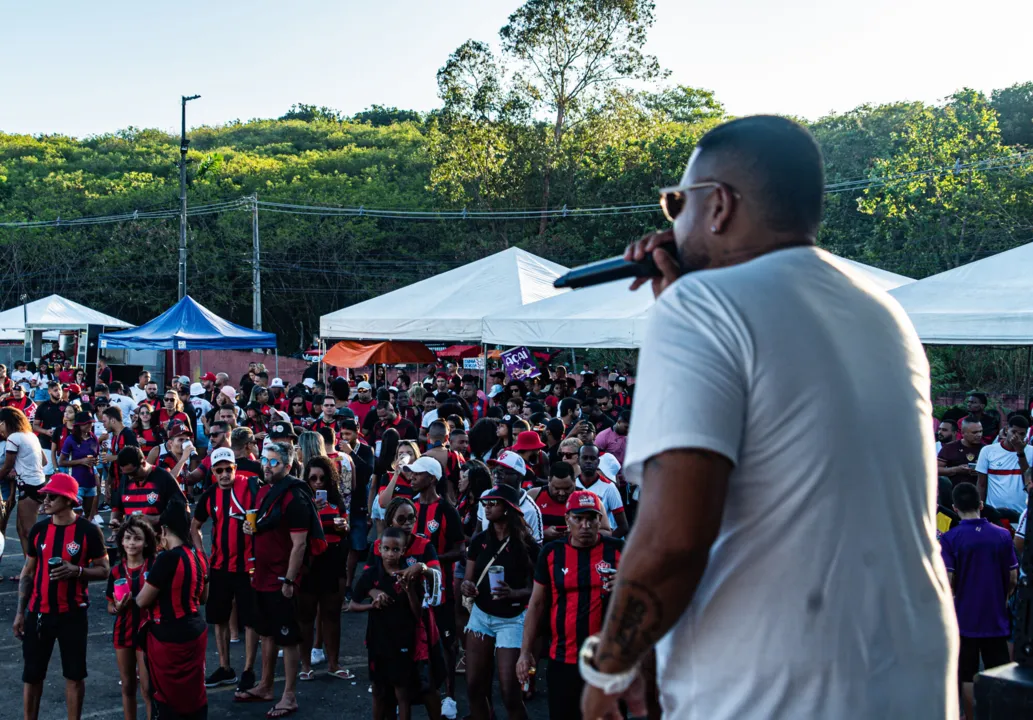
178, 94, 201, 300
252, 194, 262, 330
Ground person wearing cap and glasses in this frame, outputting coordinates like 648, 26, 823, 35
59, 411, 102, 523
349, 381, 377, 429
190, 446, 260, 693
476, 451, 543, 543
580, 117, 955, 719
462, 483, 541, 720
14, 472, 109, 720
518, 490, 623, 719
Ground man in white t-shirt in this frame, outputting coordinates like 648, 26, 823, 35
574, 444, 627, 537
129, 370, 150, 403
10, 362, 32, 392
106, 382, 138, 426
975, 415, 1033, 518
580, 116, 956, 720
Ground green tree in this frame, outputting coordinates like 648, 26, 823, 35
990, 82, 1033, 147
642, 86, 725, 124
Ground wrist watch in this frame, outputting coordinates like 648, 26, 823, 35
578, 634, 639, 695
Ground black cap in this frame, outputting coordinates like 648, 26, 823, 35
479, 484, 523, 514
268, 421, 296, 439
334, 406, 356, 419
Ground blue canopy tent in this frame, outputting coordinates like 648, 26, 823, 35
99, 296, 277, 377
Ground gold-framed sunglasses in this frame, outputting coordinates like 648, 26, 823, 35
659, 181, 734, 223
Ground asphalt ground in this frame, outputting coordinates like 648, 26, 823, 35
0, 510, 554, 720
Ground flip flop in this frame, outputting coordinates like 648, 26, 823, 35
298, 670, 315, 681
329, 668, 356, 680
266, 705, 298, 719
234, 689, 272, 704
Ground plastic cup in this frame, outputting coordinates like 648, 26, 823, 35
48, 557, 63, 569
488, 565, 505, 592
113, 578, 130, 602
245, 509, 258, 532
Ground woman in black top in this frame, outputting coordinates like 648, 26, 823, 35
460, 484, 540, 720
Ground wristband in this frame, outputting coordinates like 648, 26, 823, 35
278, 577, 295, 587
578, 635, 639, 695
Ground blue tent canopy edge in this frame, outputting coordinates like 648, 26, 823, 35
98, 296, 277, 350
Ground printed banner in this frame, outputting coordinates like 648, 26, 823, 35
501, 346, 540, 380
462, 356, 485, 370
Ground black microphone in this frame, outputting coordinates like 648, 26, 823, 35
553, 254, 665, 289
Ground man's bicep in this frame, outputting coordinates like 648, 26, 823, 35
636, 449, 732, 551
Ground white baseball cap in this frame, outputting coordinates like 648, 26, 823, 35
210, 447, 235, 466
405, 456, 443, 480
487, 384, 504, 398
599, 453, 622, 483
189, 382, 205, 397
357, 381, 372, 391
302, 378, 316, 388
177, 375, 190, 386
271, 377, 285, 388
490, 450, 527, 476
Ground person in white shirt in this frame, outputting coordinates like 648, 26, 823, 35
0, 407, 45, 556
477, 451, 543, 543
975, 415, 1033, 519
581, 116, 955, 720
129, 370, 150, 403
106, 381, 138, 427
10, 361, 33, 392
574, 444, 627, 537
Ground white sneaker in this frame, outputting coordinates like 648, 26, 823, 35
277, 649, 283, 658
441, 696, 458, 719
310, 648, 326, 666
92, 516, 104, 527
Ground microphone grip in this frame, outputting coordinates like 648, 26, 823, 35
553, 254, 663, 290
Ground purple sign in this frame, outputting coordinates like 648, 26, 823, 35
501, 346, 540, 381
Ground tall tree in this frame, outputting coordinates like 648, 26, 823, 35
498, 0, 666, 234
990, 82, 1033, 148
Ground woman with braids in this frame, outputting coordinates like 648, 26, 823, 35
107, 515, 158, 720
297, 456, 353, 681
467, 418, 501, 465
135, 503, 209, 720
461, 484, 541, 720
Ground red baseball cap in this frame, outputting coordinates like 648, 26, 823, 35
67, 384, 82, 394
167, 422, 191, 439
566, 490, 604, 515
201, 372, 217, 382
510, 430, 546, 453
42, 473, 79, 504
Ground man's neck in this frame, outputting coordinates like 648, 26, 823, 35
111, 422, 123, 434
581, 471, 598, 483
960, 438, 978, 449
51, 510, 76, 526
323, 413, 335, 423
958, 512, 981, 521
570, 534, 600, 550
418, 488, 439, 505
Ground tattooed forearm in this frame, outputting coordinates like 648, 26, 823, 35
595, 581, 664, 671
17, 571, 31, 614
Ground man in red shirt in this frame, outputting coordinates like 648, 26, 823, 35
461, 375, 489, 423
237, 441, 310, 718
517, 490, 623, 719
372, 400, 418, 442
57, 361, 75, 385
191, 447, 259, 692
14, 473, 110, 720
348, 381, 376, 428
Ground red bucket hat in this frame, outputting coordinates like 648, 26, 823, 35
42, 473, 79, 503
510, 430, 546, 453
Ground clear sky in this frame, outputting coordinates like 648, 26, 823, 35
3, 0, 1030, 138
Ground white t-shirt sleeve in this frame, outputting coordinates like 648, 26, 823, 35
623, 278, 748, 484
604, 482, 624, 514
975, 445, 990, 474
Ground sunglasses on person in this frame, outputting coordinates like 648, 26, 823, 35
394, 512, 415, 522
482, 499, 504, 508
659, 181, 736, 223
260, 457, 283, 467
560, 451, 578, 459
292, 401, 305, 407
212, 466, 234, 476
164, 397, 176, 403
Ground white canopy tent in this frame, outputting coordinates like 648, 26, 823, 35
319, 247, 568, 341
889, 242, 1033, 345
0, 294, 131, 342
482, 252, 915, 349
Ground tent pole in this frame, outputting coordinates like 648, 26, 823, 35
1026, 345, 1031, 412
482, 344, 488, 389
171, 350, 176, 385
275, 348, 279, 378
199, 350, 202, 378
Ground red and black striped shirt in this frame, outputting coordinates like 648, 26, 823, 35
534, 536, 623, 663
27, 516, 107, 614
106, 558, 154, 648
113, 467, 183, 517
136, 424, 164, 456
194, 477, 255, 573
532, 488, 568, 530
317, 503, 348, 544
146, 546, 207, 625
414, 497, 464, 559
108, 427, 139, 497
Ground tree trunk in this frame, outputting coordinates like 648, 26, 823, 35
538, 104, 566, 237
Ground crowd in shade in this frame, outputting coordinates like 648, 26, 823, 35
0, 357, 635, 720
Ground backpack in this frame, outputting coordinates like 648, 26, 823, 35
248, 476, 328, 558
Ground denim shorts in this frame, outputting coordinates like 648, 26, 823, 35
370, 499, 386, 521
465, 604, 526, 649
78, 486, 98, 499
349, 512, 369, 552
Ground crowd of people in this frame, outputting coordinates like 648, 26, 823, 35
0, 357, 637, 720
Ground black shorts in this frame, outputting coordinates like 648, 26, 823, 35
301, 544, 341, 596
432, 602, 457, 647
18, 482, 43, 503
254, 590, 300, 646
959, 635, 1011, 682
206, 570, 257, 627
22, 609, 89, 683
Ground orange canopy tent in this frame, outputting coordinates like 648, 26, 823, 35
322, 340, 437, 368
